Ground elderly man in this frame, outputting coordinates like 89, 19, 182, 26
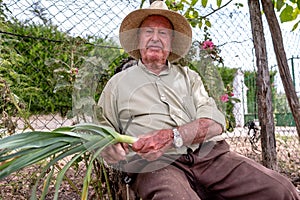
98, 1, 299, 199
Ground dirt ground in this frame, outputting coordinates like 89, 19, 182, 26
0, 138, 299, 200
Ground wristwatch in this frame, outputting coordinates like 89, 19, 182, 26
172, 128, 183, 148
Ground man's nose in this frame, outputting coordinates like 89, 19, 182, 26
151, 30, 160, 41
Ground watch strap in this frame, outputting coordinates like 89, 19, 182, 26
172, 128, 183, 148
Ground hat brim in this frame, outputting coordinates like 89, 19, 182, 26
119, 8, 192, 62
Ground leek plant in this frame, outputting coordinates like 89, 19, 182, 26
0, 123, 137, 200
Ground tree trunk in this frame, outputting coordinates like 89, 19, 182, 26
248, 0, 278, 170
261, 0, 300, 141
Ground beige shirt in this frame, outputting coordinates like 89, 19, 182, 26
97, 60, 226, 153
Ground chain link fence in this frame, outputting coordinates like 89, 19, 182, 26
1, 0, 300, 193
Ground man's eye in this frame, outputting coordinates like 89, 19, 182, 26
143, 29, 153, 34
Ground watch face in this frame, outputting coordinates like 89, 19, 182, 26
175, 138, 183, 148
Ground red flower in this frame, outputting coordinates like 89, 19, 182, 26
201, 40, 214, 50
220, 94, 229, 102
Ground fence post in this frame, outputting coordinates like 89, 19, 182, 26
291, 56, 295, 88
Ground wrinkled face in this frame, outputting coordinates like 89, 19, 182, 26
138, 15, 174, 63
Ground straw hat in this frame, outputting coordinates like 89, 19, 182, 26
119, 1, 192, 62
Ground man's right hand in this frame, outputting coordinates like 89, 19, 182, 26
100, 143, 129, 164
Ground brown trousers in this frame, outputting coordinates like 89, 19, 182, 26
128, 140, 300, 200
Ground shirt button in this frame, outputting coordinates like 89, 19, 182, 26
161, 94, 166, 101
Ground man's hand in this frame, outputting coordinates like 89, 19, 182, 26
132, 129, 173, 161
100, 143, 129, 164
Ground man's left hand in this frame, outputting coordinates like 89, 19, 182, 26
132, 129, 173, 161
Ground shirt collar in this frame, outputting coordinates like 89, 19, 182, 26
138, 59, 171, 76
